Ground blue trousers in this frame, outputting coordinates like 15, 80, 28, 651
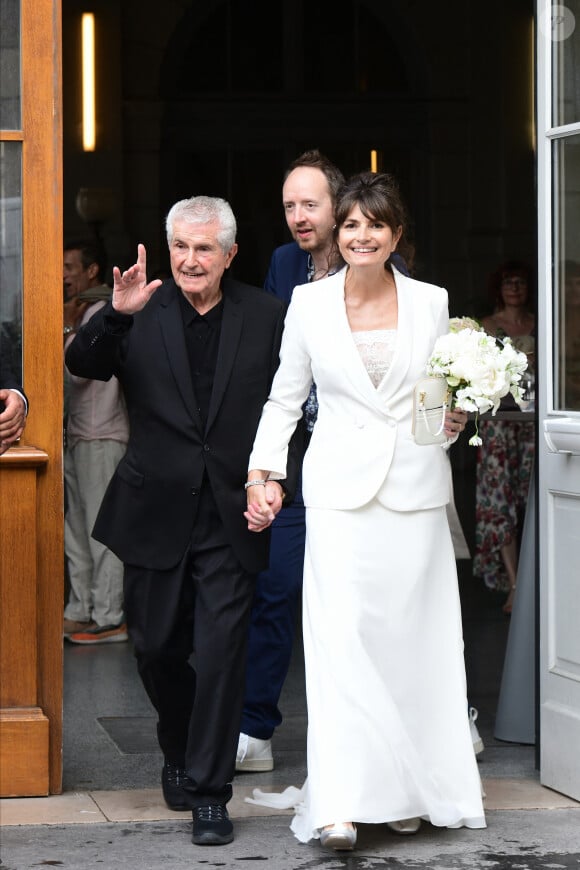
240, 494, 306, 740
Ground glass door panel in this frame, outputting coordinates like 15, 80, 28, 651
0, 142, 23, 383
0, 0, 21, 130
553, 133, 580, 411
0, 0, 23, 383
551, 1, 580, 127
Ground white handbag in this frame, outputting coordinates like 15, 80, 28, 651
412, 376, 450, 445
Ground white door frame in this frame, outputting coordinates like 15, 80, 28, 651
537, 0, 580, 801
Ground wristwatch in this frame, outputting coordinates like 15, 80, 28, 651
63, 325, 75, 335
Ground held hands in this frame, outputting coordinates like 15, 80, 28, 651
112, 244, 163, 315
0, 390, 27, 455
444, 408, 468, 439
244, 475, 284, 532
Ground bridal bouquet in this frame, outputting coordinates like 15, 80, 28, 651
425, 317, 529, 446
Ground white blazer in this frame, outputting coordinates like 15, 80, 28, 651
249, 265, 453, 512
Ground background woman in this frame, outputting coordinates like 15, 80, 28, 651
474, 260, 535, 614
245, 172, 486, 852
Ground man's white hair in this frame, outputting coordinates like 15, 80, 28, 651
165, 196, 237, 252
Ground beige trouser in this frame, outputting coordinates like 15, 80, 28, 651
64, 438, 126, 626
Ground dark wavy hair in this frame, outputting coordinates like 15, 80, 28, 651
488, 259, 535, 311
333, 171, 415, 274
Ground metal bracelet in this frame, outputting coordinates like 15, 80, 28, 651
244, 479, 268, 490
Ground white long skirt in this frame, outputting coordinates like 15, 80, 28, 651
288, 500, 486, 842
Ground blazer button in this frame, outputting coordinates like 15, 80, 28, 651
203, 443, 210, 451
191, 488, 198, 496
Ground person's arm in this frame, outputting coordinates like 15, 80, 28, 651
65, 301, 132, 381
244, 291, 312, 531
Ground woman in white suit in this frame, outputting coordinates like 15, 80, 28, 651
245, 172, 486, 851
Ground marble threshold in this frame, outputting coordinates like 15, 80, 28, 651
1, 779, 579, 827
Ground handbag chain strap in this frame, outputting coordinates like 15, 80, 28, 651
418, 389, 449, 437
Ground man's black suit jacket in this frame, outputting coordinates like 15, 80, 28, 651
65, 276, 301, 574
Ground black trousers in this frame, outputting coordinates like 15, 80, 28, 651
123, 485, 256, 806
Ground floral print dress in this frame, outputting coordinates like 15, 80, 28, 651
472, 333, 535, 593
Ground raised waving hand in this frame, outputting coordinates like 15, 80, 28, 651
112, 244, 163, 315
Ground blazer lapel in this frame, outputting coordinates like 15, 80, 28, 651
158, 282, 203, 431
322, 271, 375, 405
205, 281, 243, 435
376, 266, 413, 402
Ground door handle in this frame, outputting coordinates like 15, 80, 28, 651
543, 417, 580, 455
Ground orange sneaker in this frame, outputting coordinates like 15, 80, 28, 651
63, 618, 96, 637
67, 623, 128, 644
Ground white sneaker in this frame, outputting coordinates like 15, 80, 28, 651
469, 706, 484, 755
236, 733, 274, 772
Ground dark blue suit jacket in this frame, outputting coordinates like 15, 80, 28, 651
264, 242, 310, 304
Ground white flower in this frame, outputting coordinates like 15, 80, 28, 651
449, 316, 484, 334
425, 322, 529, 446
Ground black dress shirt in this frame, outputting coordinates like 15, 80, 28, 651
178, 290, 224, 429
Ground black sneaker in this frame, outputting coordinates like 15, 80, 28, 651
192, 804, 234, 845
162, 761, 193, 811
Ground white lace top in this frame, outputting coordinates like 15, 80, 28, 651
352, 329, 397, 388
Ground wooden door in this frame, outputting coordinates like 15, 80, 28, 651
0, 0, 64, 795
